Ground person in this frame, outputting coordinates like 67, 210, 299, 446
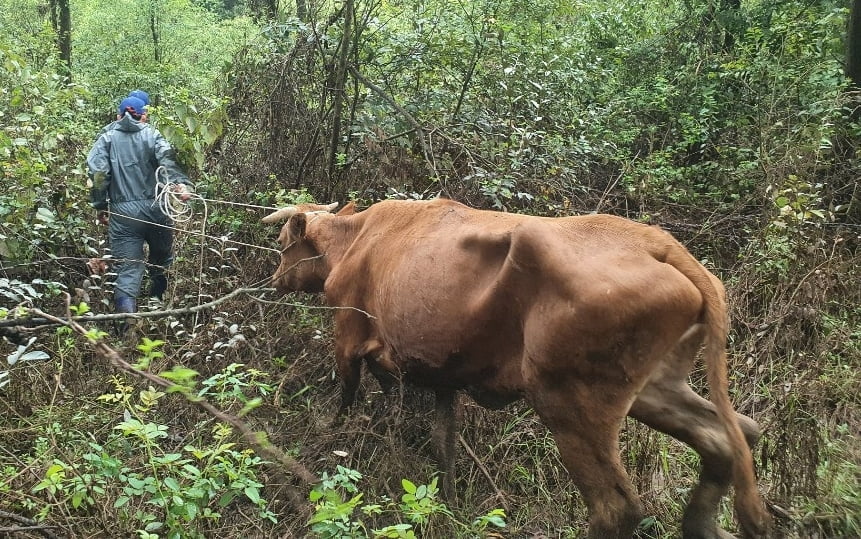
87, 95, 193, 319
96, 89, 151, 138
128, 89, 150, 106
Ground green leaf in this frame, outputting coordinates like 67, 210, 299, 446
35, 207, 55, 222
244, 485, 261, 504
218, 491, 236, 507
182, 464, 202, 477
163, 477, 181, 491
159, 366, 199, 383
238, 397, 262, 417
401, 478, 416, 494
127, 476, 146, 490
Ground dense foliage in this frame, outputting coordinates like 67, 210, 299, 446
1, 0, 859, 537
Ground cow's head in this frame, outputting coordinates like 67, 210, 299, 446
262, 202, 339, 294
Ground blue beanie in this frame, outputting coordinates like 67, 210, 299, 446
118, 96, 146, 118
129, 89, 150, 106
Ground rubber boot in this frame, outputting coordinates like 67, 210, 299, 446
149, 275, 167, 300
115, 295, 137, 313
114, 295, 137, 337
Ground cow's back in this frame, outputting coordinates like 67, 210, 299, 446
324, 201, 703, 396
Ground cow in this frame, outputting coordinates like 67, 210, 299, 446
263, 198, 770, 539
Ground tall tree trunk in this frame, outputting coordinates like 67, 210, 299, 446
326, 0, 353, 198
843, 0, 861, 223
48, 0, 72, 79
150, 4, 161, 64
720, 0, 740, 51
250, 0, 278, 20
296, 0, 307, 21
848, 0, 861, 94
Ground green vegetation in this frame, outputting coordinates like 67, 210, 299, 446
1, 0, 859, 537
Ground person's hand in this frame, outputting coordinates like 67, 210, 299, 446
172, 184, 192, 202
87, 257, 107, 276
97, 211, 109, 225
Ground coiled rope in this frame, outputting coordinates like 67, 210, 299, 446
153, 166, 211, 325
154, 166, 199, 224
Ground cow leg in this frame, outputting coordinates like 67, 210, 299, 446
431, 389, 458, 500
629, 381, 760, 539
333, 337, 386, 423
365, 356, 396, 395
332, 352, 362, 425
628, 328, 761, 539
531, 390, 644, 539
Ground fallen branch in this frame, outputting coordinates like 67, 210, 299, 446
1, 287, 376, 330
0, 287, 275, 329
458, 434, 511, 512
30, 306, 319, 490
347, 65, 433, 171
0, 509, 60, 539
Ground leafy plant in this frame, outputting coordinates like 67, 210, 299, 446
30, 373, 276, 538
152, 92, 229, 172
307, 466, 505, 538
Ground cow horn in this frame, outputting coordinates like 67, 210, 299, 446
323, 201, 339, 212
261, 206, 298, 224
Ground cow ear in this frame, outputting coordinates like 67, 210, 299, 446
287, 213, 307, 239
337, 202, 358, 216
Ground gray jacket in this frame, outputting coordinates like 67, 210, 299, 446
87, 114, 191, 211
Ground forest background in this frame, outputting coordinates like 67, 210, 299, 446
1, 0, 859, 537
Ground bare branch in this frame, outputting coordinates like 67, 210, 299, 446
0, 509, 60, 539
347, 65, 434, 175
0, 287, 274, 329
458, 434, 510, 513
30, 308, 319, 488
1, 286, 377, 330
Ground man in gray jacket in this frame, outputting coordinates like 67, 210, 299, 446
87, 95, 193, 317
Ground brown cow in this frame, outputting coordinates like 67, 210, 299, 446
263, 198, 770, 539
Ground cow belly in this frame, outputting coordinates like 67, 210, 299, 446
465, 385, 522, 409
393, 346, 526, 402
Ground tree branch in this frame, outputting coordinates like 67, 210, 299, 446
0, 509, 60, 539
29, 307, 319, 489
458, 434, 510, 512
1, 287, 378, 331
347, 65, 434, 173
0, 287, 274, 329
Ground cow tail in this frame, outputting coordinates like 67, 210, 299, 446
665, 246, 769, 537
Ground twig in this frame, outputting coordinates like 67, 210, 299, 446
0, 287, 274, 329
2, 287, 377, 330
595, 150, 639, 214
347, 64, 433, 174
0, 509, 60, 539
457, 434, 510, 512
30, 308, 319, 490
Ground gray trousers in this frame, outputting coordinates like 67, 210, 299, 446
109, 200, 174, 299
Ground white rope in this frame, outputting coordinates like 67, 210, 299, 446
100, 210, 280, 253
150, 166, 214, 324
153, 166, 201, 224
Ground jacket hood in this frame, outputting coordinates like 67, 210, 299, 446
115, 114, 147, 132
